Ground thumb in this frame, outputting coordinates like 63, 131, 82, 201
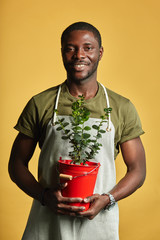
83, 195, 94, 203
59, 182, 68, 189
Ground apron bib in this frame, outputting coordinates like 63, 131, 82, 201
22, 84, 119, 240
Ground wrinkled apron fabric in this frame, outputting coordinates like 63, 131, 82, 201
22, 84, 119, 240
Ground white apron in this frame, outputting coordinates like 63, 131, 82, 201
22, 84, 119, 240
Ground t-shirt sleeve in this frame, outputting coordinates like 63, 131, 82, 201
119, 100, 144, 143
14, 97, 39, 139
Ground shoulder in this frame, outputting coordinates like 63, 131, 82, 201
105, 87, 137, 117
105, 87, 141, 124
14, 83, 63, 141
32, 85, 60, 106
106, 87, 130, 107
30, 83, 64, 116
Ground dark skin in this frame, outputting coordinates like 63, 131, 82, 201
9, 30, 146, 220
61, 30, 103, 99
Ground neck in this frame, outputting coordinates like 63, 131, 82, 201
66, 79, 99, 99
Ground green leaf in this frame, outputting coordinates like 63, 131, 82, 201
65, 129, 70, 134
92, 125, 99, 130
104, 107, 112, 113
56, 127, 62, 131
99, 129, 106, 133
73, 126, 82, 131
100, 116, 105, 120
72, 123, 78, 126
83, 133, 91, 139
97, 133, 102, 138
60, 118, 65, 122
63, 122, 69, 127
62, 136, 69, 140
74, 134, 81, 141
84, 126, 91, 131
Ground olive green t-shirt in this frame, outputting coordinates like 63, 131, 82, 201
14, 81, 144, 159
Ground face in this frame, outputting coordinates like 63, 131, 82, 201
61, 30, 103, 82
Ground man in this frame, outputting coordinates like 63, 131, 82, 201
9, 22, 146, 240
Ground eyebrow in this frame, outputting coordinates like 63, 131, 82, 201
83, 43, 92, 45
65, 43, 93, 46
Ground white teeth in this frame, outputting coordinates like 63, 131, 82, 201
75, 64, 85, 67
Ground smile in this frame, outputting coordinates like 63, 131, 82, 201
74, 64, 85, 68
70, 62, 89, 71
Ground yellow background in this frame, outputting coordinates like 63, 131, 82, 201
1, 0, 160, 239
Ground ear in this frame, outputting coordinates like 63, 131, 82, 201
99, 46, 104, 61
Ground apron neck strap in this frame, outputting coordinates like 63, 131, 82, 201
52, 85, 61, 125
100, 83, 112, 131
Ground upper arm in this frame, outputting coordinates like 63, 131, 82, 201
120, 137, 146, 180
9, 133, 37, 168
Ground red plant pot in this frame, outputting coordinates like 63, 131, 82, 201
59, 159, 100, 211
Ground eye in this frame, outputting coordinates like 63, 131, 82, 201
64, 46, 75, 52
84, 46, 93, 51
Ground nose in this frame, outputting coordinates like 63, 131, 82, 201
73, 47, 86, 59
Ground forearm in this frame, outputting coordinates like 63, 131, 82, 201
109, 167, 145, 202
110, 137, 146, 202
9, 159, 43, 202
8, 133, 44, 202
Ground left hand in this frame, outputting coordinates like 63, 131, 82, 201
77, 194, 110, 220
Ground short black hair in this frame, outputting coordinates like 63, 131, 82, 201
61, 22, 102, 48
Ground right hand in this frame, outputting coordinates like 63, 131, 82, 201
43, 183, 85, 216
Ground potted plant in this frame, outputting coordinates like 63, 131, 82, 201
54, 95, 112, 210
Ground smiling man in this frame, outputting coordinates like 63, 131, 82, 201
9, 22, 146, 240
62, 30, 103, 83
61, 26, 103, 99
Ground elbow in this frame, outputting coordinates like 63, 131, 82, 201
138, 177, 145, 189
138, 171, 146, 188
136, 166, 146, 189
8, 161, 16, 183
127, 164, 146, 190
8, 157, 21, 184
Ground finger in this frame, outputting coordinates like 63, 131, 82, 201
78, 196, 101, 218
83, 194, 98, 203
76, 208, 93, 219
57, 203, 86, 213
59, 182, 68, 189
61, 196, 83, 203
